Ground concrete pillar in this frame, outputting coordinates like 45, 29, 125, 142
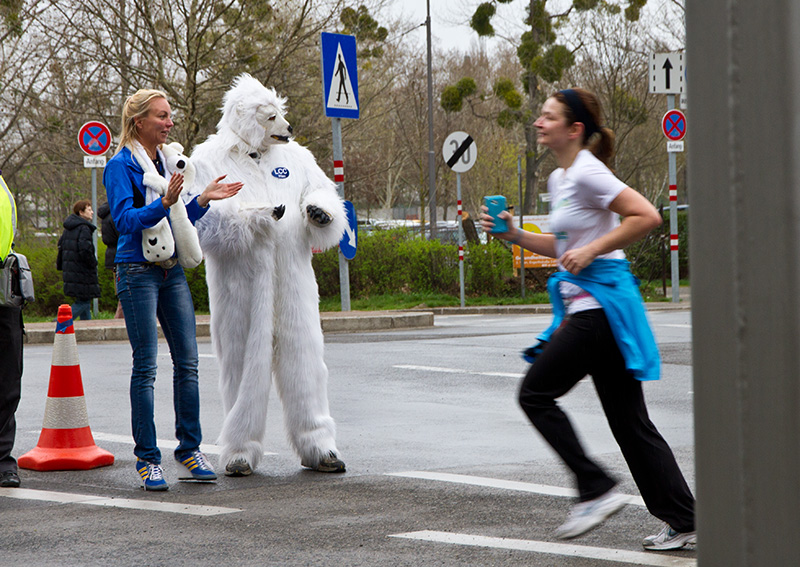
688, 2, 800, 565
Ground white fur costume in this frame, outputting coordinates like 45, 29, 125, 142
192, 74, 346, 473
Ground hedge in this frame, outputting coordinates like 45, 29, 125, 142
13, 236, 208, 318
14, 215, 687, 317
313, 228, 546, 299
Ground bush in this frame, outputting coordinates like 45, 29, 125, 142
626, 208, 689, 283
13, 236, 114, 317
466, 239, 513, 296
14, 236, 210, 317
19, 218, 685, 317
312, 228, 548, 299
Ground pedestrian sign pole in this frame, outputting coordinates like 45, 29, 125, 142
443, 131, 477, 308
321, 32, 359, 311
650, 52, 685, 303
664, 103, 685, 303
78, 121, 112, 317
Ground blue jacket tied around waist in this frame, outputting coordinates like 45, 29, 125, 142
524, 259, 661, 381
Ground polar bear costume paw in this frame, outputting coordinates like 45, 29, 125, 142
306, 204, 332, 227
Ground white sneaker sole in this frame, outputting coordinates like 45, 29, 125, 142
643, 532, 696, 551
175, 461, 217, 481
556, 492, 630, 539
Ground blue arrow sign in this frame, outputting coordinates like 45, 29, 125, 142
339, 200, 358, 260
321, 33, 359, 119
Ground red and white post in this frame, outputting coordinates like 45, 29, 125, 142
457, 173, 465, 307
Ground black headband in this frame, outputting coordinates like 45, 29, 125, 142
559, 89, 599, 139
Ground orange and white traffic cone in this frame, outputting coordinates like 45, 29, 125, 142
19, 304, 114, 471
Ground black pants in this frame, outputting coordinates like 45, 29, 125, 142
518, 309, 695, 532
0, 305, 23, 474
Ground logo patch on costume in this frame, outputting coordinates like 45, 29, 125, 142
272, 167, 290, 179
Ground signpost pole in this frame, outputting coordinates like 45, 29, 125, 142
321, 32, 359, 312
91, 167, 99, 317
442, 131, 476, 308
457, 172, 464, 307
649, 52, 684, 304
667, 95, 680, 303
518, 156, 525, 299
331, 117, 350, 312
78, 121, 111, 317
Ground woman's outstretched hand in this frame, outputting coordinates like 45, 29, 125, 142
198, 175, 243, 207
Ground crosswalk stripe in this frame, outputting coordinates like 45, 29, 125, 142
386, 471, 646, 507
0, 488, 240, 516
89, 432, 277, 456
389, 531, 695, 567
393, 364, 522, 379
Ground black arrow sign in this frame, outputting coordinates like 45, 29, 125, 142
447, 135, 474, 169
662, 58, 673, 90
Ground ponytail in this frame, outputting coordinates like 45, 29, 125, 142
589, 126, 616, 169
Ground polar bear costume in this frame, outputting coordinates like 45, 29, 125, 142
192, 74, 347, 476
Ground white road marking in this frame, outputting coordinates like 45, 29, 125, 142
0, 488, 241, 516
657, 324, 692, 329
389, 531, 696, 567
386, 471, 646, 507
90, 432, 277, 456
158, 352, 216, 358
394, 364, 521, 379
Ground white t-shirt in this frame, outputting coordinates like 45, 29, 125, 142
547, 149, 628, 313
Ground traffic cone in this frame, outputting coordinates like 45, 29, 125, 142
19, 304, 114, 471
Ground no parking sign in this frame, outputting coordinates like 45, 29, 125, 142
78, 121, 112, 156
661, 109, 686, 141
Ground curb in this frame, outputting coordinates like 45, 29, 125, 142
21, 300, 689, 345
406, 300, 690, 316
22, 311, 436, 345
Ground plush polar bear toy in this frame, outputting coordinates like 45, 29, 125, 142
137, 142, 204, 269
192, 74, 347, 476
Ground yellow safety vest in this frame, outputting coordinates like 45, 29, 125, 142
0, 173, 16, 262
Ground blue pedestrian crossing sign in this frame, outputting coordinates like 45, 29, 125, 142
339, 200, 358, 260
321, 32, 359, 119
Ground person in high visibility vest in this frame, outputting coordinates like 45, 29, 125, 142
0, 172, 23, 487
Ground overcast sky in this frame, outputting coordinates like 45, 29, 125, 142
385, 0, 684, 54
385, 0, 527, 53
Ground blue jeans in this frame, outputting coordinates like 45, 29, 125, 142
116, 263, 202, 464
71, 299, 92, 320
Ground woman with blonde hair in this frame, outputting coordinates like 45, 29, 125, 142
481, 87, 695, 550
104, 89, 242, 491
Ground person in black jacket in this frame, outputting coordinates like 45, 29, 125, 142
97, 201, 123, 318
58, 200, 100, 320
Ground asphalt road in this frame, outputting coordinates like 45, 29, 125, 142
1, 310, 696, 567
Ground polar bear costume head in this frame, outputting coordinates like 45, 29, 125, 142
216, 73, 293, 155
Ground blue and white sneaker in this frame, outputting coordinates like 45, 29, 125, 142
136, 459, 169, 491
175, 450, 217, 481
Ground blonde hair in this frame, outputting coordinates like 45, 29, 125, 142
115, 89, 168, 154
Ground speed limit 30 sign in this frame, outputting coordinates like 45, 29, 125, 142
442, 131, 476, 173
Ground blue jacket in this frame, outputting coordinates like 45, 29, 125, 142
103, 146, 207, 264
525, 259, 661, 381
